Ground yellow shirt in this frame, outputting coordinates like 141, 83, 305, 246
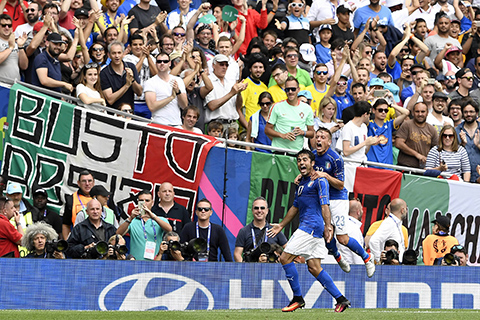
242, 77, 268, 122
306, 84, 330, 113
268, 84, 306, 104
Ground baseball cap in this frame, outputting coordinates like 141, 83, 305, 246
446, 46, 461, 55
299, 43, 316, 62
433, 91, 448, 100
432, 215, 451, 229
384, 82, 400, 103
298, 90, 313, 100
33, 189, 48, 198
456, 67, 470, 79
370, 77, 385, 87
339, 74, 348, 80
90, 185, 111, 197
319, 24, 333, 32
74, 8, 89, 18
213, 54, 229, 64
6, 182, 23, 195
410, 63, 426, 71
47, 32, 66, 44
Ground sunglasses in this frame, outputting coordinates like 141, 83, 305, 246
197, 207, 211, 212
122, 109, 133, 113
85, 63, 99, 69
451, 245, 464, 251
376, 108, 389, 113
173, 32, 186, 37
364, 50, 372, 54
290, 2, 304, 7
26, 8, 36, 13
253, 206, 266, 210
445, 75, 455, 80
315, 70, 328, 75
0, 23, 12, 28
337, 81, 347, 86
442, 133, 454, 138
285, 87, 298, 93
400, 48, 410, 53
92, 47, 104, 52
75, 54, 82, 58
156, 59, 170, 64
286, 54, 298, 59
259, 102, 272, 107
461, 76, 473, 81
411, 70, 421, 76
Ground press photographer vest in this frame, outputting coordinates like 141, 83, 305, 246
10, 211, 33, 258
71, 192, 92, 225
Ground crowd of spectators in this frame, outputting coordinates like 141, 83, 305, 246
0, 0, 477, 264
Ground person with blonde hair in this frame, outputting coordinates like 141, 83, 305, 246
312, 97, 343, 152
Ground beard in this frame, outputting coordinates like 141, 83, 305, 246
48, 46, 60, 58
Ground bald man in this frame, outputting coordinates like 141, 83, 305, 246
66, 199, 117, 259
337, 199, 365, 265
152, 182, 191, 233
369, 198, 408, 264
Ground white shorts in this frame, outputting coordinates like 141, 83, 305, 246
284, 229, 328, 261
330, 199, 349, 235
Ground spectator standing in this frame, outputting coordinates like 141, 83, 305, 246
144, 51, 187, 126
422, 215, 459, 265
232, 0, 268, 56
30, 189, 62, 236
456, 100, 480, 182
353, 0, 394, 36
396, 102, 439, 168
0, 197, 23, 257
14, 2, 40, 38
127, 0, 168, 35
240, 54, 268, 128
424, 12, 462, 63
0, 14, 27, 80
100, 41, 142, 110
152, 183, 191, 233
279, 0, 310, 45
246, 91, 273, 153
0, 0, 27, 30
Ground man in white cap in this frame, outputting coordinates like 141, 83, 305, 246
205, 54, 247, 133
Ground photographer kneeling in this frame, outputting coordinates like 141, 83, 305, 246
22, 221, 66, 259
155, 232, 184, 261
379, 239, 400, 265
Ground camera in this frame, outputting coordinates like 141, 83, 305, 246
83, 241, 109, 259
45, 239, 69, 254
244, 242, 278, 263
443, 253, 461, 266
163, 238, 207, 260
384, 249, 399, 265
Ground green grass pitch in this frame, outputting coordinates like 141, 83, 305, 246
1, 309, 477, 320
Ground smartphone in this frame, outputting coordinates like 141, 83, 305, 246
427, 78, 435, 85
337, 119, 344, 123
374, 90, 386, 97
475, 21, 480, 27
138, 200, 145, 215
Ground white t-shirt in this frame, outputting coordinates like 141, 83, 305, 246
342, 120, 368, 164
76, 83, 104, 113
175, 125, 203, 134
144, 74, 186, 126
426, 111, 454, 135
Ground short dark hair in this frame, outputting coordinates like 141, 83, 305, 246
373, 98, 389, 109
283, 47, 299, 58
160, 34, 174, 46
272, 63, 287, 73
258, 91, 273, 104
448, 98, 464, 113
372, 50, 386, 60
0, 196, 11, 211
316, 127, 332, 140
104, 26, 118, 38
285, 75, 299, 87
79, 170, 93, 180
130, 33, 144, 43
463, 99, 479, 113
0, 14, 12, 21
353, 101, 371, 117
207, 121, 223, 132
43, 3, 59, 13
137, 189, 152, 199
384, 239, 399, 250
263, 30, 277, 39
197, 198, 212, 208
351, 82, 366, 92
296, 148, 315, 162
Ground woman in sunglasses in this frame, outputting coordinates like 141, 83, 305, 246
278, 0, 310, 45
76, 63, 106, 109
425, 125, 471, 182
86, 42, 108, 67
246, 91, 273, 153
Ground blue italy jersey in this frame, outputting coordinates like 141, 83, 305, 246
293, 176, 330, 238
313, 148, 348, 200
367, 119, 395, 165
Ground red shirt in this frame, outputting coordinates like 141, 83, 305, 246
0, 214, 21, 257
234, 8, 268, 57
59, 10, 75, 30
3, 0, 28, 31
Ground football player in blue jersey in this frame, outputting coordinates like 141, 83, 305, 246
310, 128, 375, 277
268, 149, 350, 313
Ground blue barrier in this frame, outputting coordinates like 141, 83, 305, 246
0, 259, 478, 310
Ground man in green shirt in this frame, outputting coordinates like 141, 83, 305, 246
268, 47, 313, 88
265, 76, 315, 152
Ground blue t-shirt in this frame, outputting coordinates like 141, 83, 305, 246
315, 43, 332, 64
353, 6, 394, 33
313, 148, 348, 200
386, 61, 402, 80
367, 119, 395, 165
333, 93, 353, 120
293, 175, 330, 238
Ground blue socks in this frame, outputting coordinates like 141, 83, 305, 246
347, 238, 369, 261
326, 237, 341, 259
283, 262, 302, 297
316, 269, 342, 299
